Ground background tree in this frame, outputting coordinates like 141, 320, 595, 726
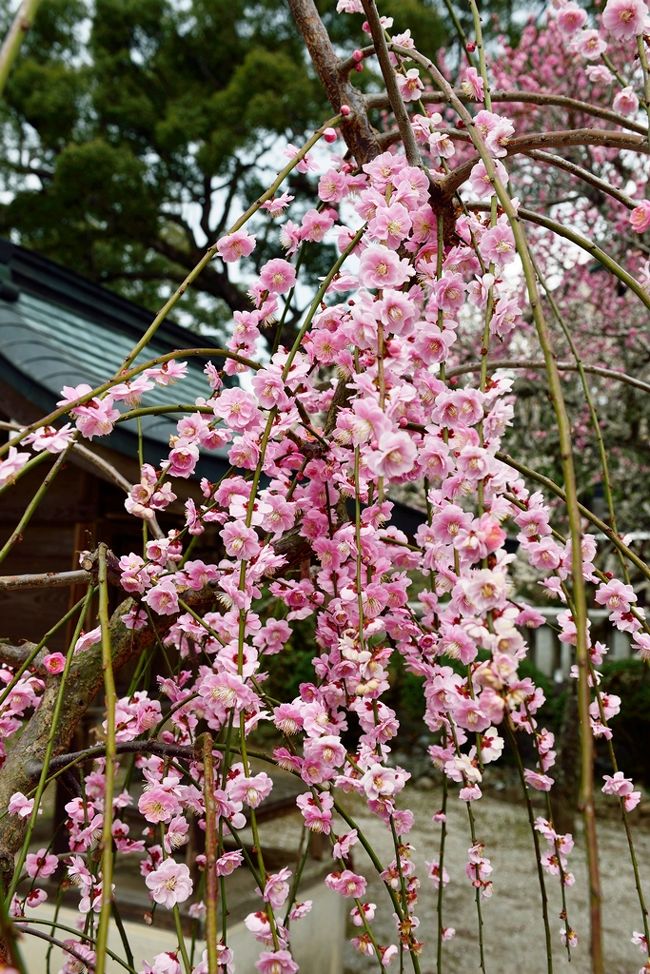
0, 0, 533, 333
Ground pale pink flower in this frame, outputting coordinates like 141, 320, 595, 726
262, 867, 292, 909
255, 950, 299, 974
259, 258, 296, 294
145, 859, 192, 908
212, 388, 261, 432
474, 109, 515, 157
426, 859, 450, 888
0, 446, 31, 487
360, 763, 408, 800
318, 169, 348, 203
602, 0, 647, 36
228, 771, 273, 808
480, 222, 516, 266
215, 850, 244, 877
468, 159, 508, 198
300, 207, 335, 242
262, 191, 294, 215
143, 578, 179, 616
296, 791, 333, 833
325, 869, 367, 898
165, 816, 189, 852
432, 389, 484, 428
43, 652, 66, 674
23, 424, 75, 453
461, 66, 485, 101
575, 29, 608, 59
428, 130, 456, 159
221, 522, 260, 560
139, 786, 181, 824
8, 793, 34, 818
586, 64, 613, 83
150, 361, 188, 386
302, 735, 346, 783
25, 849, 58, 878
350, 902, 376, 926
367, 431, 417, 479
629, 200, 650, 232
333, 830, 358, 859
165, 443, 199, 479
368, 202, 412, 247
613, 85, 639, 114
462, 568, 508, 612
399, 68, 423, 102
358, 244, 413, 288
557, 2, 588, 32
74, 626, 102, 654
57, 382, 93, 407
217, 230, 256, 262
73, 397, 120, 439
594, 578, 636, 613
141, 952, 182, 974
524, 769, 554, 792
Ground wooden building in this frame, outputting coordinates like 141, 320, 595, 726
0, 239, 230, 648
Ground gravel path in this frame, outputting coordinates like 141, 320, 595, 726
342, 786, 650, 974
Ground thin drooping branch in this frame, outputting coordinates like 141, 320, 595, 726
287, 0, 380, 166
0, 0, 43, 97
446, 359, 650, 395
496, 452, 650, 583
522, 149, 636, 210
399, 39, 604, 971
367, 87, 649, 137
360, 0, 421, 166
468, 202, 649, 308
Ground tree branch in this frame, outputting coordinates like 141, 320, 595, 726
0, 570, 91, 592
287, 0, 380, 166
446, 359, 650, 395
360, 0, 421, 166
368, 85, 649, 138
442, 128, 649, 196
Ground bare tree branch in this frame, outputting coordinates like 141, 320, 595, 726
287, 0, 380, 166
0, 570, 91, 593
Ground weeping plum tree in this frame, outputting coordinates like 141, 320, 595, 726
0, 0, 649, 973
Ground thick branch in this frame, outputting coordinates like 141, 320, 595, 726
287, 0, 380, 166
0, 597, 148, 889
0, 570, 91, 592
0, 640, 44, 669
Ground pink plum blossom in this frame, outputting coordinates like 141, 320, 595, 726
217, 230, 256, 262
367, 431, 417, 479
630, 201, 650, 233
602, 0, 647, 36
145, 859, 192, 908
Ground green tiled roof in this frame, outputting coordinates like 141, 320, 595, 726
0, 240, 229, 474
